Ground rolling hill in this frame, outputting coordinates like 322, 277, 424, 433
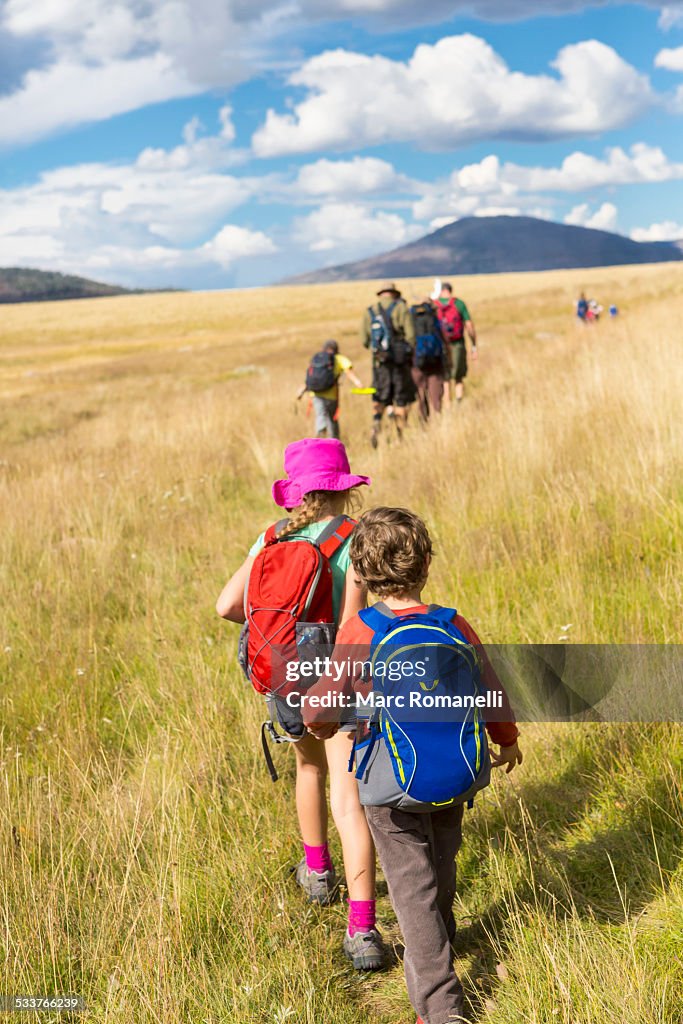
0, 267, 148, 304
285, 215, 683, 283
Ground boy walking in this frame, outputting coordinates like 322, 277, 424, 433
305, 507, 522, 1024
298, 339, 363, 439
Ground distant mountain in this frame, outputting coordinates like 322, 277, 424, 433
0, 267, 152, 304
284, 216, 683, 284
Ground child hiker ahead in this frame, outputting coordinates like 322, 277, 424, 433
297, 339, 363, 439
215, 438, 386, 970
305, 507, 522, 1023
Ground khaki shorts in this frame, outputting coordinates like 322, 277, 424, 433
449, 342, 467, 383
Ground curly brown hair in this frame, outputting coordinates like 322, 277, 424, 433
349, 506, 433, 598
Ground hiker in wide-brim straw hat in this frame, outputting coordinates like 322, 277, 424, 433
362, 281, 416, 448
376, 281, 401, 297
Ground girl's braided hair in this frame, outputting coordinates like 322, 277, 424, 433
277, 488, 360, 538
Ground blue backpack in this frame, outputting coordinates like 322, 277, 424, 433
368, 302, 395, 364
349, 604, 491, 811
368, 302, 411, 366
411, 302, 445, 371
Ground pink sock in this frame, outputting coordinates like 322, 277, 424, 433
303, 842, 333, 874
348, 899, 376, 936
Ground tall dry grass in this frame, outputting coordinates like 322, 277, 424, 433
1, 263, 681, 1022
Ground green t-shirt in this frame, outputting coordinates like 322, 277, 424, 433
249, 520, 352, 622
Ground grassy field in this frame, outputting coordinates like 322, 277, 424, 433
1, 263, 682, 1023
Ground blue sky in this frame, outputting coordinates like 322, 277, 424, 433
1, 0, 683, 289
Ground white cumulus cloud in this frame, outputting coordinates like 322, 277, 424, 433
515, 142, 683, 191
655, 46, 683, 72
0, 0, 673, 147
658, 7, 683, 31
0, 112, 274, 286
412, 143, 683, 223
630, 220, 683, 242
294, 156, 406, 197
293, 202, 422, 258
0, 0, 293, 146
252, 35, 653, 157
0, 221, 277, 284
201, 224, 277, 267
654, 44, 683, 114
564, 201, 618, 232
0, 52, 199, 147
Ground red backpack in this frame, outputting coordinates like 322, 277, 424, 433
436, 298, 465, 343
239, 515, 356, 698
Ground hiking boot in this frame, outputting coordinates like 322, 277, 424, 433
293, 857, 338, 905
343, 928, 387, 970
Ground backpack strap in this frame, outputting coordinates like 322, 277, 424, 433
372, 601, 398, 618
362, 604, 455, 629
378, 303, 394, 333
260, 718, 302, 784
353, 723, 380, 782
263, 519, 290, 546
425, 604, 458, 626
317, 515, 356, 559
358, 604, 397, 635
261, 721, 280, 782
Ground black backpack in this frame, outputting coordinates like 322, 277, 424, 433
305, 350, 337, 393
411, 303, 445, 371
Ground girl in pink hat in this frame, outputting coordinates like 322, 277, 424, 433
216, 438, 385, 970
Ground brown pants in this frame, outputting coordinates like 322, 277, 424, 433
411, 367, 445, 421
365, 804, 465, 1024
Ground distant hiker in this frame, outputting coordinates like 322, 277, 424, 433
587, 299, 603, 322
609, 304, 619, 318
576, 292, 589, 322
410, 298, 448, 422
298, 340, 362, 439
215, 439, 386, 971
435, 281, 477, 403
304, 506, 522, 1024
361, 282, 416, 448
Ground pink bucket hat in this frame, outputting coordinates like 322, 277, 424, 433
272, 438, 371, 508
